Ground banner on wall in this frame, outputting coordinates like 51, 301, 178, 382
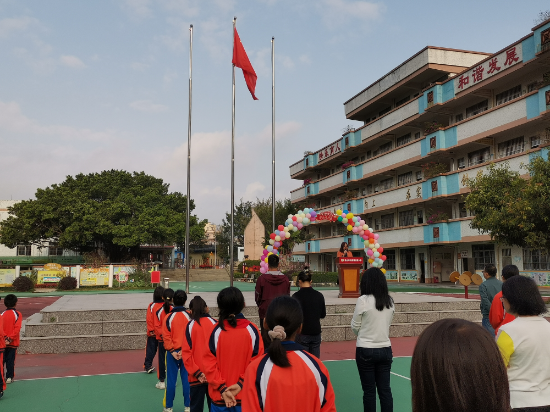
522, 272, 550, 286
0, 269, 16, 287
80, 267, 110, 286
401, 270, 418, 282
114, 266, 134, 283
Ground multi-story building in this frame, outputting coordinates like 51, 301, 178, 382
289, 19, 550, 285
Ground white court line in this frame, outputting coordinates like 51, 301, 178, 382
390, 372, 411, 381
17, 371, 145, 381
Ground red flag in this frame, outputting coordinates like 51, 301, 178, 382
232, 27, 258, 100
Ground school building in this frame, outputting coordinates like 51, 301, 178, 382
289, 19, 550, 285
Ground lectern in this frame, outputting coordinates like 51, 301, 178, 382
337, 257, 363, 298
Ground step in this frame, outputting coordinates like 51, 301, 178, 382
20, 333, 146, 354
24, 314, 145, 337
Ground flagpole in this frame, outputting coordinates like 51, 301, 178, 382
230, 17, 236, 286
271, 37, 275, 234
185, 24, 193, 295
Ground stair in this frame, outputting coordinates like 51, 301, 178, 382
19, 295, 481, 353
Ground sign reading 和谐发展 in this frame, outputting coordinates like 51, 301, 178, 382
454, 44, 523, 94
317, 141, 341, 162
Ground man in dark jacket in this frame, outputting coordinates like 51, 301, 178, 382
479, 263, 502, 335
255, 254, 290, 347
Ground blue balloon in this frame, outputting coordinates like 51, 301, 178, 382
343, 210, 349, 215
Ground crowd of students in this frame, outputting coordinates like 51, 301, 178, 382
143, 256, 550, 412
0, 294, 23, 400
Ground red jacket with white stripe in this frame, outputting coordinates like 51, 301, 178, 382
181, 314, 218, 386
242, 342, 337, 412
154, 304, 170, 341
203, 314, 264, 406
0, 311, 4, 351
162, 307, 191, 352
2, 308, 22, 348
147, 301, 164, 337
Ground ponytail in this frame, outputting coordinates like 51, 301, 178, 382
265, 296, 303, 368
163, 288, 175, 314
216, 287, 245, 331
297, 268, 312, 284
190, 296, 208, 325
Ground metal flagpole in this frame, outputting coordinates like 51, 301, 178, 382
271, 37, 275, 234
185, 24, 193, 294
230, 17, 236, 286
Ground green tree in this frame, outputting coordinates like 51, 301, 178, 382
0, 170, 206, 262
216, 199, 252, 262
465, 156, 550, 250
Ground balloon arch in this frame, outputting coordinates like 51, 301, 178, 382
259, 208, 386, 274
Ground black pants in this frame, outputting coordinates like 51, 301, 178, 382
144, 336, 158, 370
4, 347, 16, 379
296, 334, 322, 358
356, 346, 393, 412
190, 383, 211, 412
513, 407, 550, 411
0, 350, 4, 391
259, 317, 270, 351
158, 341, 166, 382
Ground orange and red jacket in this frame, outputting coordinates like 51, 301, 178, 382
162, 307, 191, 352
147, 301, 164, 337
203, 314, 263, 406
0, 310, 4, 351
2, 308, 22, 348
181, 314, 218, 387
155, 304, 170, 341
242, 342, 337, 412
489, 291, 515, 335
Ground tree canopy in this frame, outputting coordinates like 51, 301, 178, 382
465, 156, 550, 250
0, 170, 206, 261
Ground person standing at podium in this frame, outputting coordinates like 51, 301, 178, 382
351, 268, 395, 412
337, 242, 350, 257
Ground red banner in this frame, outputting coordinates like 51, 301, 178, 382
338, 257, 363, 265
316, 211, 336, 221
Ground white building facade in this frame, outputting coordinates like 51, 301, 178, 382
289, 20, 550, 285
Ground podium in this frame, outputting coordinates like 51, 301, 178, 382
337, 257, 363, 298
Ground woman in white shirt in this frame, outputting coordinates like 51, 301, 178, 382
351, 267, 394, 412
497, 275, 550, 411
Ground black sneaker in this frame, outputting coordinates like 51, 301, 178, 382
0, 391, 4, 399
146, 366, 155, 374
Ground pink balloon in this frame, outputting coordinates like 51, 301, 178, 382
260, 267, 267, 274
359, 220, 365, 225
297, 223, 303, 229
306, 213, 311, 218
359, 230, 365, 236
310, 216, 316, 221
373, 234, 379, 240
362, 235, 368, 240
367, 249, 373, 256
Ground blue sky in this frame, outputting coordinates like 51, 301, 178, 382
0, 0, 545, 224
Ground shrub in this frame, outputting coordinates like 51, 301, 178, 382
237, 260, 261, 273
12, 276, 35, 292
311, 272, 338, 283
57, 276, 77, 290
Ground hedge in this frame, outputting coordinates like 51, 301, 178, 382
310, 272, 338, 283
237, 260, 261, 273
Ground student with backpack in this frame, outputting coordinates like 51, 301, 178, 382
161, 289, 191, 412
181, 296, 217, 412
203, 287, 264, 411
2, 294, 22, 385
155, 288, 174, 390
145, 286, 165, 374
242, 295, 337, 412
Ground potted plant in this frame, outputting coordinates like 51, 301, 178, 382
421, 162, 449, 178
423, 121, 443, 135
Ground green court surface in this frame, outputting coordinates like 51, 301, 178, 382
1, 358, 412, 411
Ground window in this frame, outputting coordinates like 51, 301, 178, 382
399, 210, 414, 227
523, 249, 550, 270
416, 210, 424, 224
502, 248, 512, 267
400, 248, 416, 270
17, 244, 31, 256
527, 82, 538, 93
395, 95, 410, 107
459, 202, 468, 218
531, 135, 541, 148
457, 158, 465, 169
366, 217, 373, 228
361, 187, 366, 196
472, 244, 495, 270
468, 147, 490, 166
385, 250, 396, 270
366, 184, 373, 194
378, 142, 392, 154
48, 242, 63, 256
416, 171, 423, 181
360, 155, 365, 162
374, 218, 381, 230
381, 214, 394, 229
396, 133, 412, 147
466, 100, 488, 118
366, 151, 372, 159
332, 225, 346, 236
374, 184, 379, 193
379, 177, 394, 191
414, 132, 421, 140
398, 172, 413, 186
455, 113, 464, 123
498, 136, 524, 158
379, 106, 391, 117
496, 85, 521, 106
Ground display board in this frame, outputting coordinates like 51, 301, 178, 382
80, 267, 110, 286
0, 269, 16, 287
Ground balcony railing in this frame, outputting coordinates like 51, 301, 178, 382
290, 161, 304, 176
360, 99, 419, 142
290, 188, 305, 202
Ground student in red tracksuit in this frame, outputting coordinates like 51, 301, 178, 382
155, 288, 174, 389
181, 296, 217, 412
203, 287, 264, 412
242, 295, 337, 412
162, 290, 191, 412
0, 296, 5, 399
145, 286, 165, 374
489, 264, 519, 335
2, 294, 22, 385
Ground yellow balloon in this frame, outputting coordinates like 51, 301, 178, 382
336, 209, 342, 215
368, 258, 374, 264
264, 257, 268, 262
268, 252, 273, 256
347, 224, 353, 231
346, 213, 353, 219
381, 268, 386, 274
